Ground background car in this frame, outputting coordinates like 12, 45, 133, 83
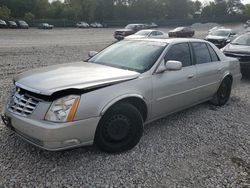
101, 23, 108, 28
76, 22, 89, 28
208, 26, 225, 33
38, 23, 54, 29
244, 20, 250, 28
90, 22, 103, 28
222, 33, 250, 77
205, 28, 237, 48
114, 24, 147, 40
0, 20, 8, 28
7, 21, 18, 29
125, 29, 168, 39
168, 27, 195, 37
146, 22, 158, 29
17, 20, 29, 29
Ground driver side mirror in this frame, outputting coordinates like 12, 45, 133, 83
156, 60, 182, 74
88, 51, 98, 58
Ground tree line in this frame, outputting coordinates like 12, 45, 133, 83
0, 0, 248, 21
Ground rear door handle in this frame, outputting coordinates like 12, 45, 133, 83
188, 74, 194, 79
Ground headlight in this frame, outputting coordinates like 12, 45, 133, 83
45, 95, 80, 122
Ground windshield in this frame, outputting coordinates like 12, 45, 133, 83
88, 40, 166, 73
210, 30, 230, 36
125, 24, 136, 29
174, 27, 184, 31
135, 30, 151, 36
19, 21, 26, 24
231, 34, 250, 46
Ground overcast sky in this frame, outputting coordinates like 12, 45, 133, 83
48, 0, 250, 5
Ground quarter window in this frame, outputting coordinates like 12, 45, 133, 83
192, 42, 211, 64
165, 43, 192, 67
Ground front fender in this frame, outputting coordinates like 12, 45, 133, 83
100, 94, 147, 116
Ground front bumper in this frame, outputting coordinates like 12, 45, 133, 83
114, 34, 125, 40
1, 108, 101, 151
240, 62, 250, 70
240, 62, 250, 76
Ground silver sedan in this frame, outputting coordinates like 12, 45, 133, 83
2, 38, 241, 153
125, 29, 169, 39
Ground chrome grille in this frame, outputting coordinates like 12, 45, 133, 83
8, 91, 39, 117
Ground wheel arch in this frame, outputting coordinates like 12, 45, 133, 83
100, 94, 148, 122
222, 72, 233, 83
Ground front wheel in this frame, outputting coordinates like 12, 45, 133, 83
210, 77, 232, 106
94, 103, 143, 153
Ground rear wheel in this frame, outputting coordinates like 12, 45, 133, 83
210, 77, 232, 106
94, 103, 143, 153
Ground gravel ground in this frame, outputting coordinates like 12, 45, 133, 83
0, 26, 249, 187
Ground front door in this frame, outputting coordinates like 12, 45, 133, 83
152, 43, 198, 119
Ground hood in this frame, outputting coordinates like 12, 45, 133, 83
168, 30, 178, 33
15, 62, 140, 96
116, 29, 133, 32
206, 35, 228, 40
125, 35, 146, 39
224, 44, 250, 54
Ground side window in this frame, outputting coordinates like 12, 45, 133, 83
156, 31, 163, 36
207, 44, 220, 62
150, 31, 157, 36
192, 42, 212, 64
165, 43, 192, 67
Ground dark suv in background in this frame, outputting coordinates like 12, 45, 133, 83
17, 20, 29, 29
205, 29, 236, 48
7, 21, 18, 28
114, 24, 147, 40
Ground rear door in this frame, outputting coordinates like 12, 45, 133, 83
191, 42, 223, 100
152, 43, 198, 118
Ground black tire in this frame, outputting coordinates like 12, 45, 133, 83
94, 103, 143, 153
210, 77, 232, 106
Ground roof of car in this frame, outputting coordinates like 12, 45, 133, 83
127, 24, 145, 26
126, 38, 205, 43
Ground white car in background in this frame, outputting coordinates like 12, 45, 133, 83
76, 22, 90, 28
125, 30, 169, 39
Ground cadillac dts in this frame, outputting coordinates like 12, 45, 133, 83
1, 38, 241, 153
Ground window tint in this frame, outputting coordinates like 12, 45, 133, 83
165, 43, 192, 67
207, 44, 220, 62
156, 31, 163, 36
192, 42, 211, 64
151, 31, 157, 36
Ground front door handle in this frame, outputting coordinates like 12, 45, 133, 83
188, 74, 194, 79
